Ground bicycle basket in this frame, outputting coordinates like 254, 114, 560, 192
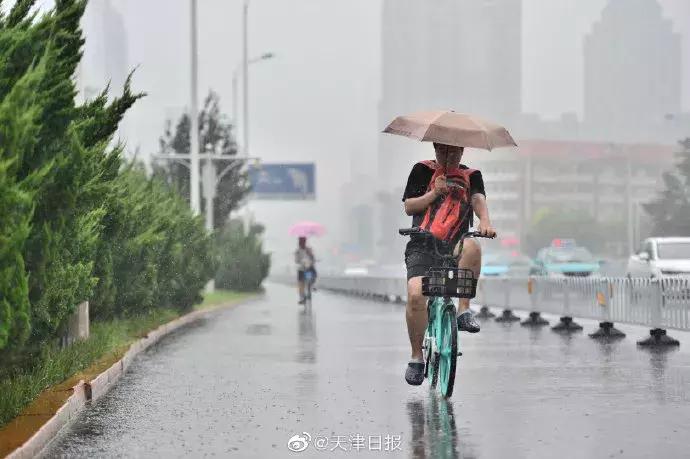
422, 267, 477, 298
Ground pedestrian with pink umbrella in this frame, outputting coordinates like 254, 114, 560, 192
289, 221, 325, 304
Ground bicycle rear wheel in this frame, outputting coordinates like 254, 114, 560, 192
437, 303, 458, 398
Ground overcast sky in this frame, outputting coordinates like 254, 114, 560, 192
70, 0, 690, 156
24, 0, 690, 263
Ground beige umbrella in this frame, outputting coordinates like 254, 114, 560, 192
382, 110, 517, 151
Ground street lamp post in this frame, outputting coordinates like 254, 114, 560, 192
243, 0, 249, 157
189, 0, 201, 214
232, 53, 274, 141
201, 146, 217, 233
626, 152, 634, 256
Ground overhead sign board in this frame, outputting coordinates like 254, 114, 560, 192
248, 163, 316, 200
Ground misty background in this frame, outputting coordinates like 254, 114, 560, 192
35, 0, 690, 273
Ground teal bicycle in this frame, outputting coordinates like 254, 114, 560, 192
399, 227, 492, 398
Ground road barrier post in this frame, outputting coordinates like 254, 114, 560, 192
521, 277, 549, 326
552, 279, 583, 332
495, 277, 520, 323
475, 279, 496, 319
637, 278, 680, 347
590, 279, 625, 340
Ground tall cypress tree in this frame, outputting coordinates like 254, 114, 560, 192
0, 0, 142, 350
644, 138, 690, 236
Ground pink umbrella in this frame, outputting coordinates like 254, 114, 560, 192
289, 221, 326, 238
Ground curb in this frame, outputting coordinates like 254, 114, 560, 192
2, 297, 256, 459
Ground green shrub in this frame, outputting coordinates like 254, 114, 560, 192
215, 219, 271, 292
91, 167, 215, 319
0, 0, 213, 360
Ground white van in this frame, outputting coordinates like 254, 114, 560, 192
626, 237, 690, 278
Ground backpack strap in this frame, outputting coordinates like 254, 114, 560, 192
419, 160, 439, 170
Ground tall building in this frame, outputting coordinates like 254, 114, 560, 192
657, 0, 690, 112
583, 0, 682, 142
470, 140, 675, 255
78, 0, 129, 98
379, 0, 522, 179
376, 0, 522, 262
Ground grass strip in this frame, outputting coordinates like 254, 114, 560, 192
0, 290, 253, 428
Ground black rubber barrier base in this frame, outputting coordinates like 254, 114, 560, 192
475, 306, 495, 319
637, 328, 680, 347
521, 312, 549, 327
589, 321, 626, 339
495, 309, 521, 322
552, 316, 583, 332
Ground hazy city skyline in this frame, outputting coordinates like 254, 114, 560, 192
25, 0, 690, 266
72, 0, 690, 155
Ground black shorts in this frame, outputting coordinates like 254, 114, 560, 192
298, 268, 317, 282
404, 240, 450, 280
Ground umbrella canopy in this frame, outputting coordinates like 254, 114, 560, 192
382, 110, 517, 151
289, 221, 326, 238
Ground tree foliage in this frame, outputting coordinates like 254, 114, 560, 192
0, 0, 214, 356
643, 138, 690, 236
154, 91, 250, 230
91, 166, 215, 320
215, 220, 271, 292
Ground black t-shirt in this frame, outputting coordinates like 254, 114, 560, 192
402, 161, 486, 242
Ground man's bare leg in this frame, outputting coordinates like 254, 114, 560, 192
457, 239, 482, 333
458, 239, 481, 312
405, 276, 427, 385
406, 276, 427, 360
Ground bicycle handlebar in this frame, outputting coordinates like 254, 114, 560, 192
398, 227, 496, 241
398, 227, 495, 262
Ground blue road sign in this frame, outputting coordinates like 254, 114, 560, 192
248, 163, 316, 200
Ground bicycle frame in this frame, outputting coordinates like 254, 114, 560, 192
400, 227, 494, 398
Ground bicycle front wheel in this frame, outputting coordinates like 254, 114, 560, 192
437, 304, 458, 398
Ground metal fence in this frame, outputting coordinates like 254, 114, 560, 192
316, 276, 690, 332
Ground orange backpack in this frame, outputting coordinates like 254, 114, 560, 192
419, 160, 476, 242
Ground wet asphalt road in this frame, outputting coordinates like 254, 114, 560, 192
43, 283, 690, 459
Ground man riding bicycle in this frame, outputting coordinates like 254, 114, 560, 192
295, 236, 317, 304
402, 142, 496, 385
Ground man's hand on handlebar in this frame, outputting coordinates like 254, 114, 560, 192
477, 219, 497, 238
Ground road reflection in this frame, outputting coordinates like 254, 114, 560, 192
295, 307, 318, 397
296, 306, 317, 363
406, 397, 476, 459
644, 346, 680, 403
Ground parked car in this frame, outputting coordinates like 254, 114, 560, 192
533, 241, 601, 277
481, 252, 535, 277
626, 237, 690, 278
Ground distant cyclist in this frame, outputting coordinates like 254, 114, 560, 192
295, 236, 317, 304
402, 142, 496, 385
